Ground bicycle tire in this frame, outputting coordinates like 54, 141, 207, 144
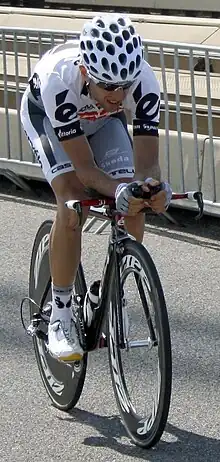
29, 219, 88, 411
107, 238, 172, 448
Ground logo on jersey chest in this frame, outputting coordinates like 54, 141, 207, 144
79, 104, 95, 112
78, 103, 109, 121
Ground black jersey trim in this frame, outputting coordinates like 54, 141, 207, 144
54, 120, 84, 141
133, 119, 159, 137
27, 98, 56, 167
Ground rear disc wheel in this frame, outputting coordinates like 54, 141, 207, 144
29, 219, 88, 410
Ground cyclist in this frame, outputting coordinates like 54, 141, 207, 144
20, 14, 172, 363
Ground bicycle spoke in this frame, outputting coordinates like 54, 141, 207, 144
134, 272, 157, 343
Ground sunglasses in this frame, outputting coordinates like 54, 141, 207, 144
96, 81, 134, 92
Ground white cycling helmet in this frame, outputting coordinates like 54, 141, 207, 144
79, 14, 144, 85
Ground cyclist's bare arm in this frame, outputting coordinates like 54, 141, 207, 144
61, 135, 122, 197
133, 135, 160, 182
131, 134, 167, 214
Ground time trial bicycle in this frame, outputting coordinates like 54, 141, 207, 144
20, 184, 203, 448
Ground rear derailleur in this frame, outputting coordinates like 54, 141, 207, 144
20, 297, 51, 341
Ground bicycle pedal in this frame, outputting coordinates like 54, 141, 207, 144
41, 301, 52, 315
25, 312, 41, 334
73, 294, 84, 306
26, 323, 38, 337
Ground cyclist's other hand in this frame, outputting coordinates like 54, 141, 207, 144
115, 181, 146, 216
144, 177, 172, 213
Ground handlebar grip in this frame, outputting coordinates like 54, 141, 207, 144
130, 183, 163, 199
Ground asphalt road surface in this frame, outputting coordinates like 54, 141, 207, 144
0, 179, 219, 462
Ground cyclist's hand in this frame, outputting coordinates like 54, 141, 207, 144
115, 179, 172, 215
115, 181, 146, 216
144, 178, 172, 213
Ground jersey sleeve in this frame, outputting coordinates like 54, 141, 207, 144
124, 62, 160, 137
40, 73, 84, 141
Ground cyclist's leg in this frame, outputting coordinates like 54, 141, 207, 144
125, 214, 145, 243
88, 112, 145, 242
20, 93, 88, 361
49, 173, 89, 289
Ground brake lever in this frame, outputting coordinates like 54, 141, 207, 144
65, 200, 83, 226
193, 191, 204, 220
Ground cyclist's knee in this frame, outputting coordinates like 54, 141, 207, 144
51, 171, 88, 201
56, 201, 89, 231
51, 172, 89, 230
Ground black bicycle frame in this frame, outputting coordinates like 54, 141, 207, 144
36, 211, 127, 352
85, 212, 127, 352
40, 277, 51, 309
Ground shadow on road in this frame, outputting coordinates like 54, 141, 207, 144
57, 408, 219, 461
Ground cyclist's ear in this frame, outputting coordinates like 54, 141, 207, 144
79, 65, 88, 78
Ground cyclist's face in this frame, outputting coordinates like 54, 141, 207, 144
94, 84, 126, 112
80, 66, 129, 112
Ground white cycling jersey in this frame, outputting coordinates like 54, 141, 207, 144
28, 41, 160, 142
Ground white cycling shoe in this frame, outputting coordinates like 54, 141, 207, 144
48, 317, 84, 362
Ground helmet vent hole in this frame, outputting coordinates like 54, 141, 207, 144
86, 40, 93, 51
91, 28, 100, 38
102, 32, 112, 42
129, 25, 135, 35
110, 23, 119, 34
119, 53, 127, 65
133, 37, 138, 49
118, 17, 126, 27
102, 73, 111, 80
90, 53, 97, 63
106, 44, 115, 55
111, 62, 118, 75
101, 57, 110, 71
126, 43, 133, 54
120, 68, 128, 80
96, 40, 105, 51
134, 69, 141, 79
136, 55, 141, 68
115, 36, 123, 47
129, 61, 135, 74
83, 53, 90, 65
90, 66, 98, 74
122, 30, 130, 41
96, 19, 105, 28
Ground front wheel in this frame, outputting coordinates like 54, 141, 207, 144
29, 219, 88, 411
107, 238, 172, 448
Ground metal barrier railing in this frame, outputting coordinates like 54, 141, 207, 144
1, 26, 220, 221
0, 27, 80, 164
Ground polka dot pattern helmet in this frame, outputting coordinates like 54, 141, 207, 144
80, 14, 144, 84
